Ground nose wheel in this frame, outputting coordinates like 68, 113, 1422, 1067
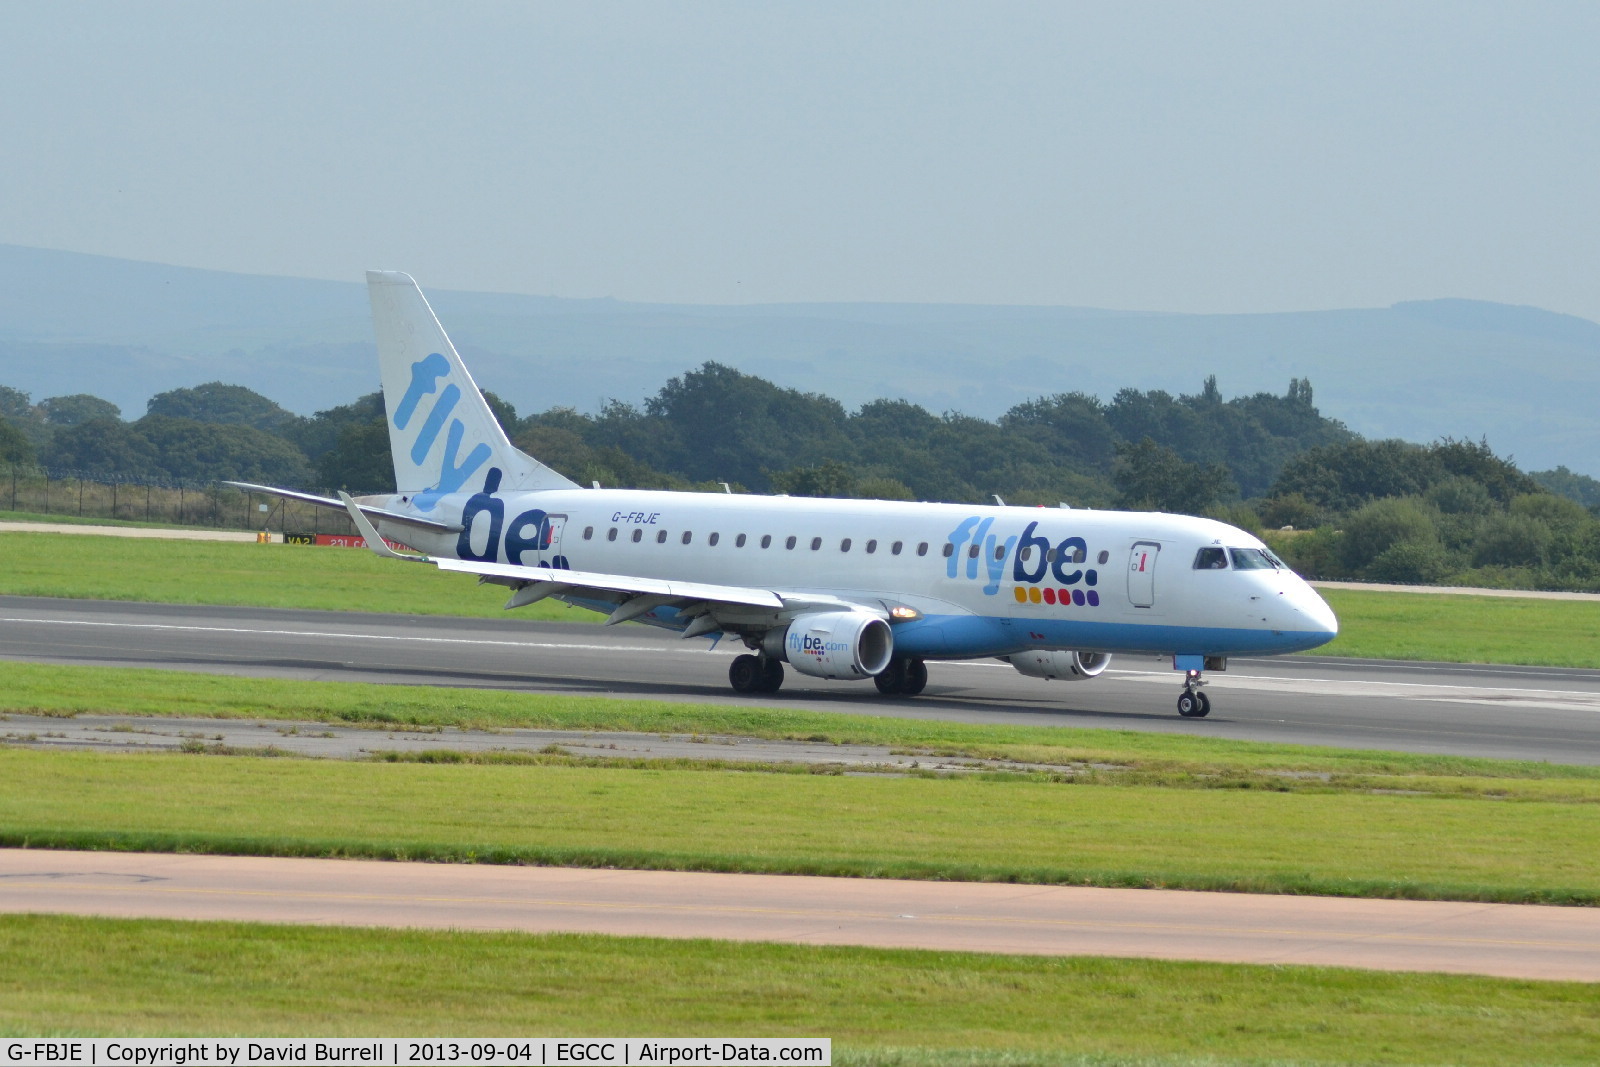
1177, 670, 1211, 718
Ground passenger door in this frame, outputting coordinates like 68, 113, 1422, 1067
1127, 542, 1160, 608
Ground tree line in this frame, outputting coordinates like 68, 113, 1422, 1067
4, 365, 1599, 590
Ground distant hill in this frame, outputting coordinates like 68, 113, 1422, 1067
2, 243, 1597, 475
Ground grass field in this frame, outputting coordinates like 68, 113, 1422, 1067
1315, 587, 1600, 666
5, 528, 1600, 666
4, 915, 1598, 1064
0, 528, 573, 621
4, 739, 1597, 903
7, 660, 1599, 786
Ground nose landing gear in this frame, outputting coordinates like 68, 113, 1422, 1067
1176, 670, 1211, 717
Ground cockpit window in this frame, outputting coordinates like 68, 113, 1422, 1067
1194, 547, 1228, 570
1229, 547, 1278, 570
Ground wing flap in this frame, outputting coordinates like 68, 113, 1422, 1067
432, 557, 785, 609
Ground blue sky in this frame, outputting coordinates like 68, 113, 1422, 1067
3, 2, 1597, 318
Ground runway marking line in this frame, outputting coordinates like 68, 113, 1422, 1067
4, 879, 1594, 951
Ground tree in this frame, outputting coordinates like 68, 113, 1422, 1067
0, 385, 33, 418
1531, 466, 1600, 510
1113, 438, 1236, 514
315, 418, 395, 492
45, 418, 162, 479
1338, 497, 1440, 573
146, 382, 304, 437
40, 394, 121, 425
0, 419, 34, 464
769, 460, 856, 498
133, 415, 314, 486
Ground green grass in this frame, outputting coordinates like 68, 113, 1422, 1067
1316, 587, 1600, 666
4, 916, 1598, 1064
6, 661, 1599, 791
0, 529, 576, 621
4, 744, 1598, 904
7, 529, 1600, 665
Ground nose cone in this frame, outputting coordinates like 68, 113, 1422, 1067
1295, 586, 1339, 645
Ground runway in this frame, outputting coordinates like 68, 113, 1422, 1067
3, 595, 1599, 762
2, 849, 1595, 981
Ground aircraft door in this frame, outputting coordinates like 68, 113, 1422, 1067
542, 515, 569, 569
1127, 542, 1160, 608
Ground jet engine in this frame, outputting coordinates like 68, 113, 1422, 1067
1007, 650, 1112, 681
763, 611, 894, 680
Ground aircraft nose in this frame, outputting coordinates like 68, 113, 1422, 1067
1296, 586, 1339, 641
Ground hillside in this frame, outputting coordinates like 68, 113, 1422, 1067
2, 243, 1597, 475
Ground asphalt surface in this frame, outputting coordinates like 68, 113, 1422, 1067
3, 595, 1600, 762
3, 850, 1597, 981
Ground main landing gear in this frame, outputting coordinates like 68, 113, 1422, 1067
874, 657, 928, 697
729, 654, 784, 694
1176, 670, 1211, 718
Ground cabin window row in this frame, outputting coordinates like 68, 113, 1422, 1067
578, 525, 1113, 565
581, 526, 934, 555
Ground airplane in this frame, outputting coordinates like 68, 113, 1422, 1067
230, 271, 1339, 718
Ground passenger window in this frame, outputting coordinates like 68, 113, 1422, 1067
761, 535, 772, 549
583, 526, 594, 540
865, 539, 877, 554
1047, 547, 1057, 562
607, 528, 618, 542
995, 544, 1005, 560
968, 544, 980, 559
736, 533, 747, 547
1071, 547, 1086, 564
785, 536, 797, 550
840, 538, 851, 552
1019, 546, 1032, 562
810, 537, 822, 550
708, 532, 720, 547
942, 543, 954, 558
1194, 547, 1228, 570
656, 530, 668, 544
891, 541, 903, 555
1097, 550, 1109, 564
917, 542, 929, 556
681, 531, 692, 545
632, 529, 642, 543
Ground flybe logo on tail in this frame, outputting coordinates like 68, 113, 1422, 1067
393, 353, 492, 511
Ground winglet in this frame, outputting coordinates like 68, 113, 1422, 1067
337, 492, 430, 562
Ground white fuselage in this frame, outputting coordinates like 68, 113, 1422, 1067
371, 487, 1339, 661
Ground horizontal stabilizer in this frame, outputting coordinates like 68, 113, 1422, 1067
222, 481, 461, 533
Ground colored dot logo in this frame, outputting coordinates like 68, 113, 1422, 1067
1013, 587, 1100, 607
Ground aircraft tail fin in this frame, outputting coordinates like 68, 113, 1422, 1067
366, 270, 578, 504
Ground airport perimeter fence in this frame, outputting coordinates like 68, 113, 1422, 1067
0, 464, 366, 538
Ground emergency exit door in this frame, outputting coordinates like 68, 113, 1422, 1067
1127, 542, 1160, 608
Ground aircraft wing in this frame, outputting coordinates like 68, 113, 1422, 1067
223, 481, 462, 533
334, 493, 874, 625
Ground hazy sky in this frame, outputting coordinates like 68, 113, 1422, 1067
3, 2, 1597, 318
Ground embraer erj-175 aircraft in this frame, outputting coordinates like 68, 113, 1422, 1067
232, 272, 1338, 718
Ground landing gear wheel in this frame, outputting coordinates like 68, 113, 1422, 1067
729, 654, 762, 694
1195, 691, 1211, 717
873, 659, 908, 695
900, 659, 928, 696
756, 657, 785, 694
1177, 690, 1211, 718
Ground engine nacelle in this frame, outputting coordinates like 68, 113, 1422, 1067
763, 611, 894, 680
1007, 650, 1112, 681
